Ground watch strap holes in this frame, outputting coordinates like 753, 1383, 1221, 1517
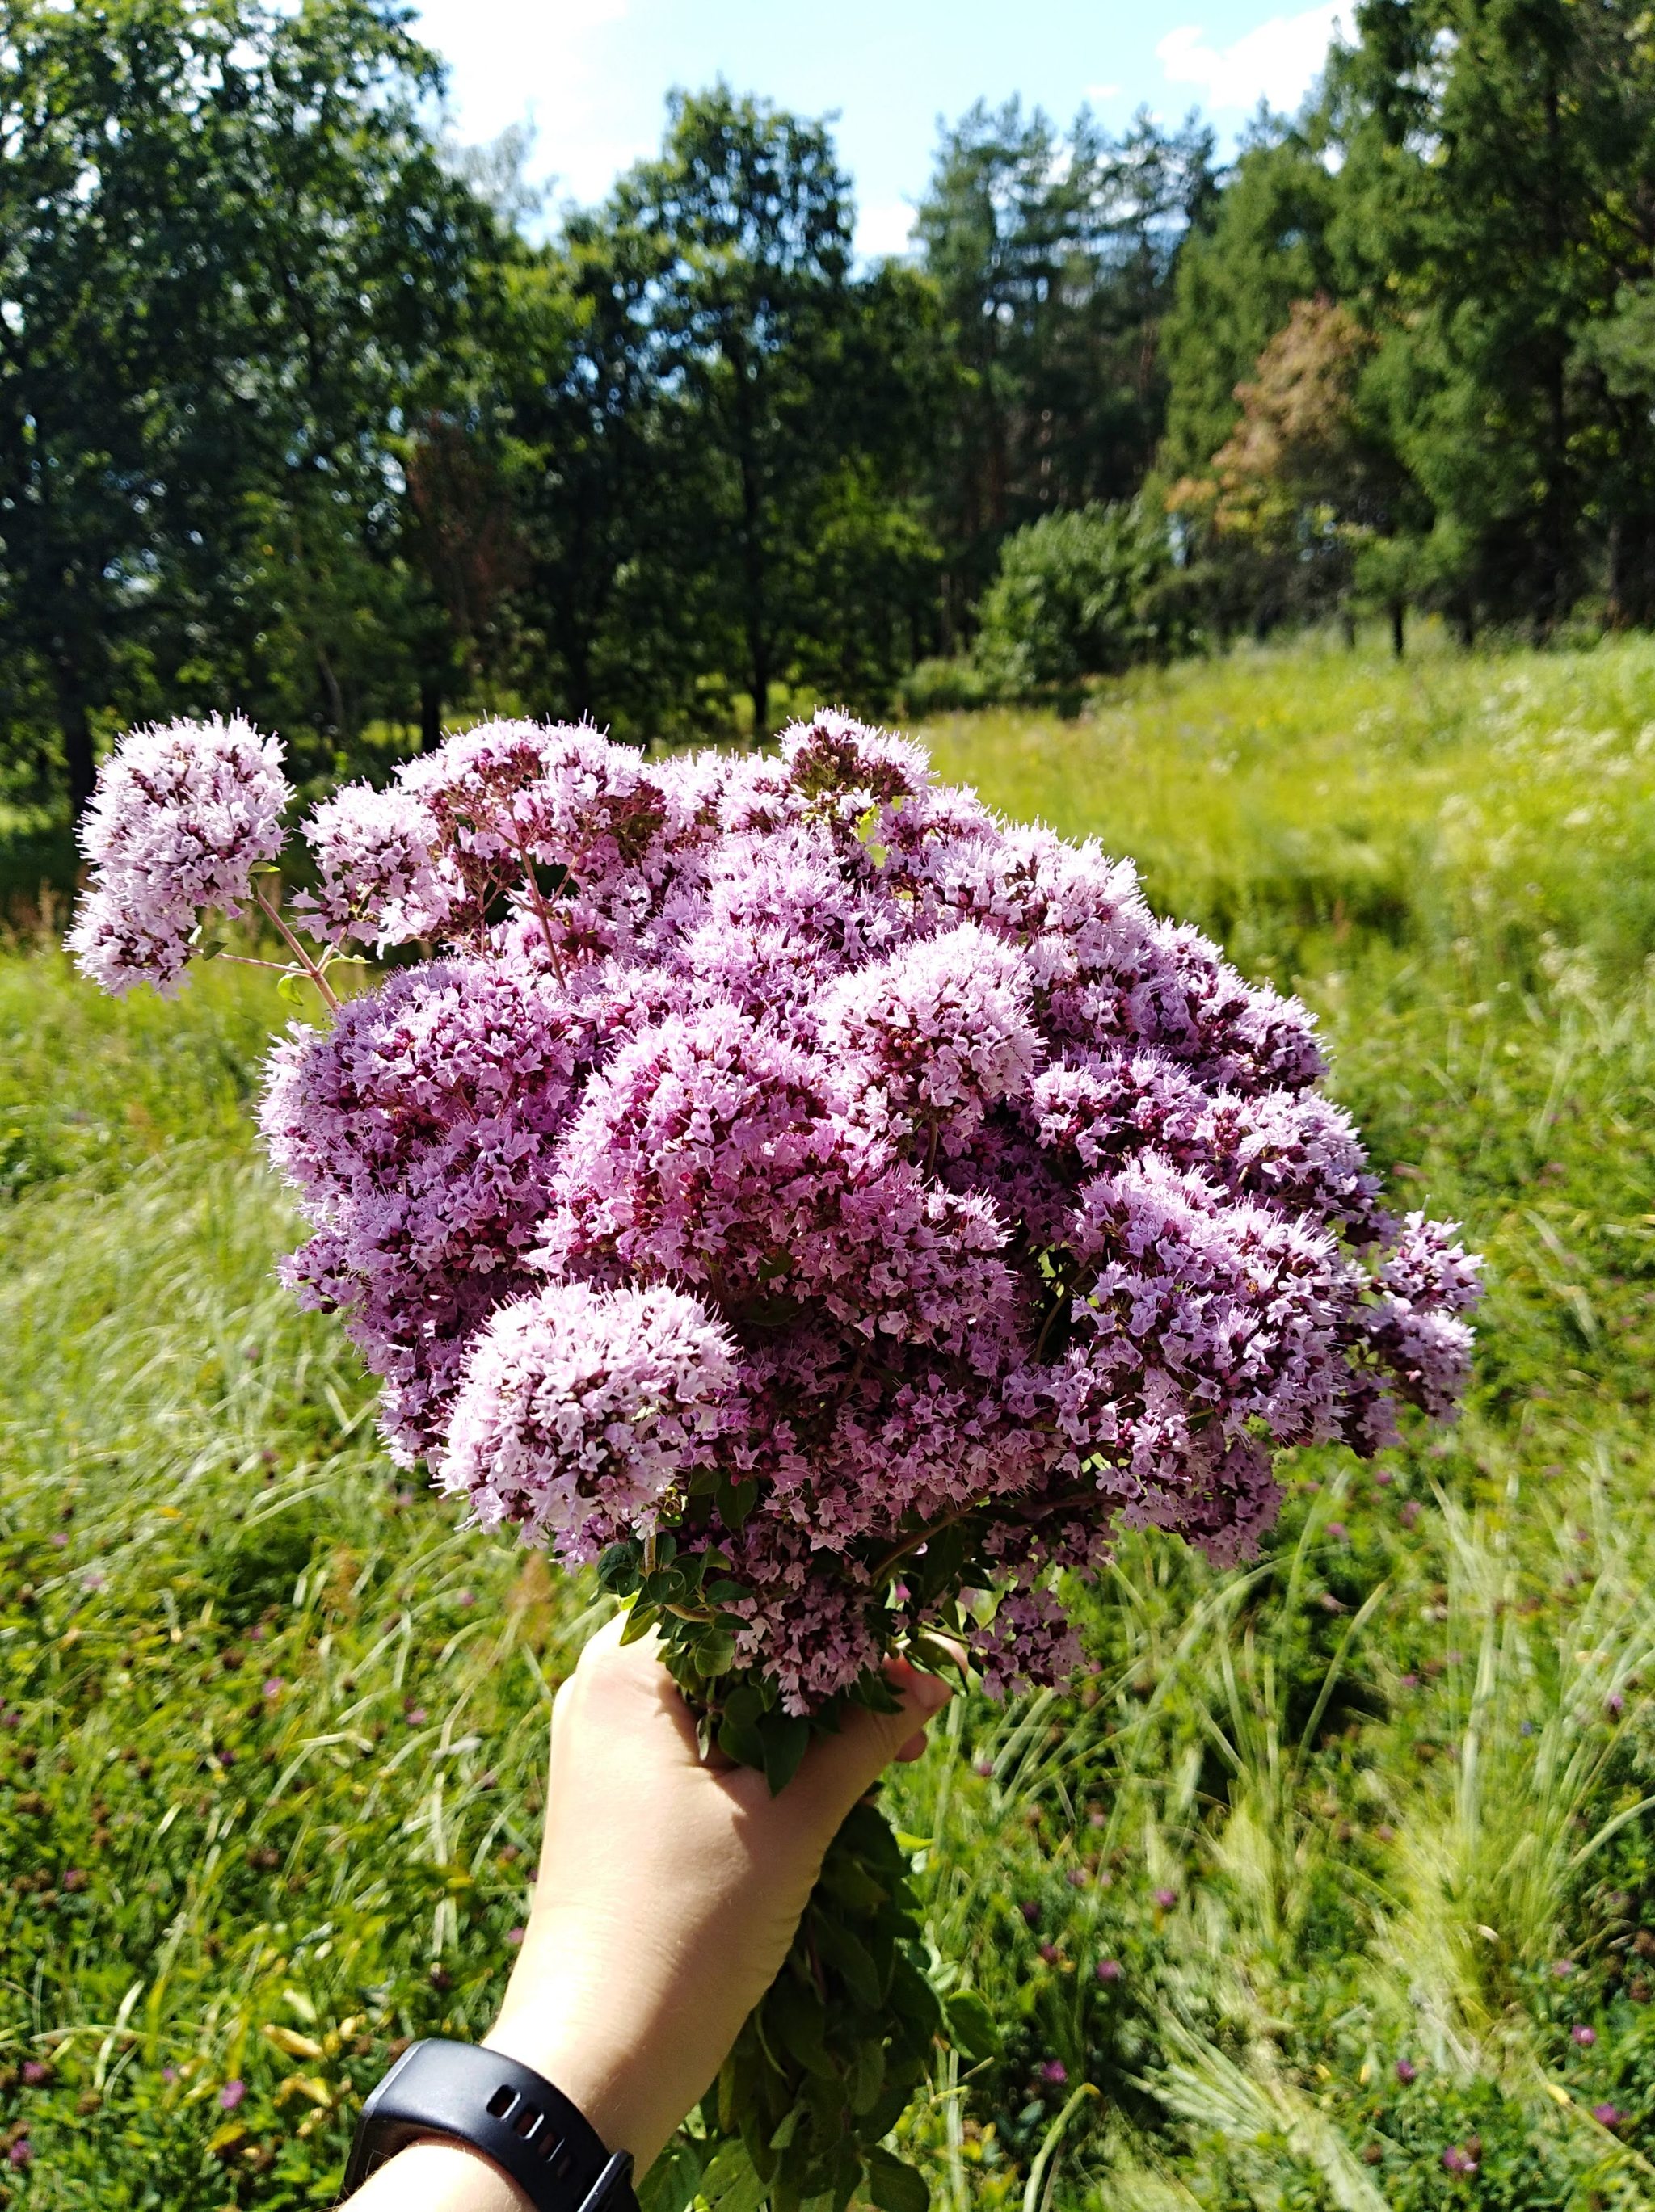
486, 2084, 517, 2120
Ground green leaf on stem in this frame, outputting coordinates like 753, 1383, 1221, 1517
637, 2138, 704, 2212
699, 2144, 767, 2212
846, 2039, 886, 2116
943, 1988, 1000, 2062
716, 1710, 766, 1768
693, 1630, 736, 1677
596, 1541, 642, 1596
818, 1854, 887, 1914
815, 1918, 884, 2009
863, 2148, 930, 2212
762, 1711, 811, 1795
765, 1977, 835, 2078
716, 1475, 759, 1530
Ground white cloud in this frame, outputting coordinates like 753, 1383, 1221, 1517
411, 0, 639, 205
1156, 3, 1348, 116
1085, 81, 1122, 100
856, 198, 917, 260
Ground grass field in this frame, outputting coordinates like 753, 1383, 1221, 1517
7, 631, 1655, 2207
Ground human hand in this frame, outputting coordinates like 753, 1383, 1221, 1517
349, 1618, 951, 2209
490, 1618, 952, 2167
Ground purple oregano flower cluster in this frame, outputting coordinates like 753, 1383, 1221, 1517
71, 711, 1480, 1714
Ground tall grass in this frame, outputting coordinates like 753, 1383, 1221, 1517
6, 632, 1655, 2206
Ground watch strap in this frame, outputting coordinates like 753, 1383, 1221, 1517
340, 2039, 638, 2212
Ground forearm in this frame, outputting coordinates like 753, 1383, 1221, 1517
347, 2137, 529, 2212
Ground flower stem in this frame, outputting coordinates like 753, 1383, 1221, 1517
254, 881, 341, 1012
506, 825, 568, 986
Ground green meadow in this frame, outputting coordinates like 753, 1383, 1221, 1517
6, 632, 1655, 2207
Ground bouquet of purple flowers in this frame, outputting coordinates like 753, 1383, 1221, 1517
70, 708, 1479, 2201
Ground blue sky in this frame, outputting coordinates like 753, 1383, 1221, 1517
410, 0, 1350, 253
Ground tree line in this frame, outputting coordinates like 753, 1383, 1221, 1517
3, 0, 1653, 817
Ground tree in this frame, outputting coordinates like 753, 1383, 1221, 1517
916, 99, 1216, 626
499, 206, 702, 741
1329, 0, 1655, 634
521, 85, 945, 740
607, 86, 866, 735
0, 0, 513, 812
1158, 128, 1341, 482
1177, 295, 1413, 637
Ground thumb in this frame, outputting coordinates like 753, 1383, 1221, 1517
791, 1659, 952, 1829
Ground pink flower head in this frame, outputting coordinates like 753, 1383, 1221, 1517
262, 957, 599, 1461
1573, 2025, 1597, 2046
541, 1004, 1016, 1360
219, 2080, 246, 2111
1096, 1958, 1122, 1983
7, 2138, 31, 2168
1442, 2144, 1478, 2176
297, 781, 457, 948
1395, 2059, 1417, 2084
400, 719, 670, 957
1593, 2103, 1622, 2128
69, 715, 288, 995
440, 1281, 737, 1553
819, 922, 1042, 1141
21, 2060, 48, 2086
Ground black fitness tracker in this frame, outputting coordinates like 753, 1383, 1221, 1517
340, 2039, 639, 2212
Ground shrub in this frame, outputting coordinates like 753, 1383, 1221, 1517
898, 656, 1001, 717
973, 500, 1185, 694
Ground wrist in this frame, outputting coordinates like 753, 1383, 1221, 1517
347, 2136, 531, 2212
486, 1994, 663, 2173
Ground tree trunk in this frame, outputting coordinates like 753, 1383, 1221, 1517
1391, 600, 1406, 659
54, 664, 96, 822
316, 646, 347, 736
727, 338, 771, 740
749, 632, 771, 744
419, 675, 443, 753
